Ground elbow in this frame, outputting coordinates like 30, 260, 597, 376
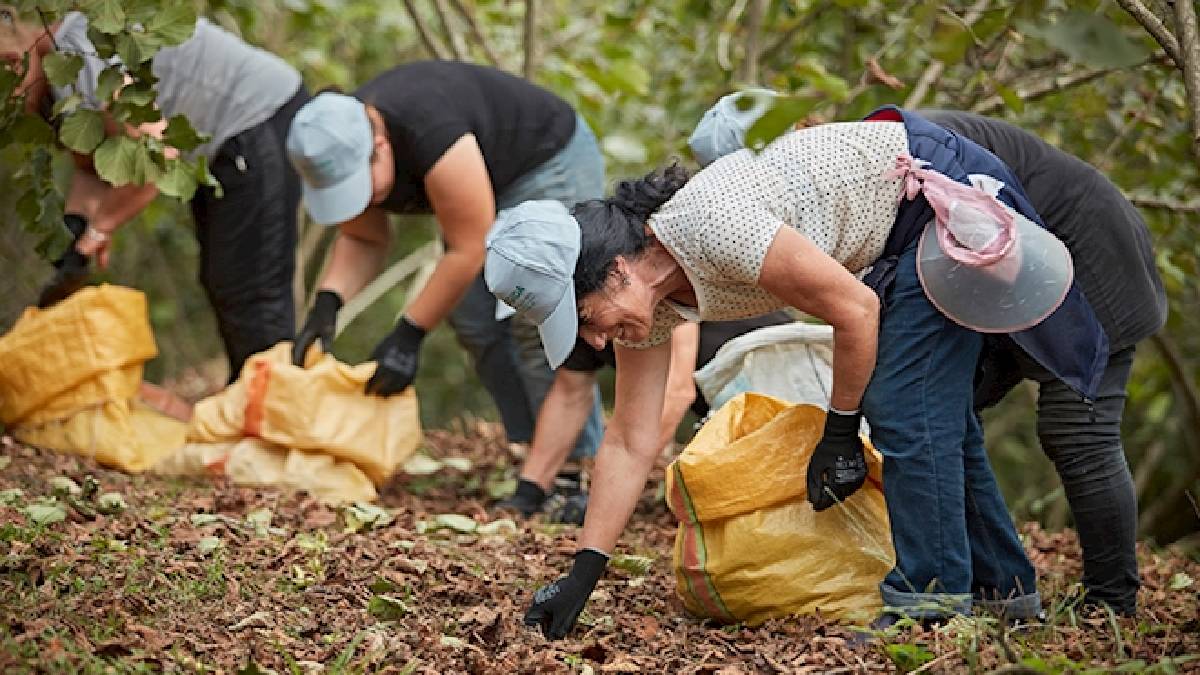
834, 286, 880, 335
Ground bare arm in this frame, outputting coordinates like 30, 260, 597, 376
757, 227, 879, 411
317, 208, 392, 301
657, 321, 700, 449
403, 133, 494, 329
578, 340, 673, 553
521, 369, 600, 491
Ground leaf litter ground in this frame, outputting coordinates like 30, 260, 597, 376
0, 427, 1196, 674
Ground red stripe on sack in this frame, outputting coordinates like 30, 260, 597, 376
243, 359, 271, 438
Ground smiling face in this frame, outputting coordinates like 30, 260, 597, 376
576, 256, 660, 350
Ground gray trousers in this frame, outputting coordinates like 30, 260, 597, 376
976, 338, 1139, 614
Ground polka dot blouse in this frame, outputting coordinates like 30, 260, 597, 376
618, 121, 908, 349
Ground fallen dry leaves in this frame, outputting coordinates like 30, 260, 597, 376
0, 425, 1196, 674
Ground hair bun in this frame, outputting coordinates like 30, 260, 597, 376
612, 162, 690, 222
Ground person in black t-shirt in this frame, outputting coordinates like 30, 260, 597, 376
285, 62, 606, 455
496, 313, 791, 524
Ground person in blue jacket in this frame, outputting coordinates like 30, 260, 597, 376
484, 109, 1075, 638
689, 92, 1165, 616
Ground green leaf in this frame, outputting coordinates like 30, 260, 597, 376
0, 488, 25, 506
93, 134, 142, 185
22, 502, 67, 526
611, 553, 654, 576
190, 513, 220, 527
885, 642, 936, 671
51, 92, 83, 116
59, 108, 105, 153
994, 82, 1026, 114
115, 30, 155, 66
1018, 11, 1150, 69
42, 52, 83, 88
162, 114, 206, 152
195, 155, 223, 198
96, 492, 127, 515
50, 476, 83, 496
146, 3, 197, 46
95, 66, 126, 103
431, 513, 478, 533
117, 84, 155, 107
368, 594, 409, 621
155, 157, 198, 200
342, 502, 394, 533
1169, 572, 1194, 591
608, 58, 650, 96
744, 96, 815, 153
11, 113, 56, 145
196, 535, 222, 555
402, 454, 443, 476
88, 0, 126, 34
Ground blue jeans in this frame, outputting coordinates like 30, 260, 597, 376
862, 242, 1039, 619
447, 114, 605, 458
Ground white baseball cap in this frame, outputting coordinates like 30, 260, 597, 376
484, 201, 582, 369
286, 92, 375, 226
688, 88, 780, 166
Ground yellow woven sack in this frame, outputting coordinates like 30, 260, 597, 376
156, 438, 378, 505
0, 285, 156, 425
666, 392, 894, 625
0, 285, 186, 472
186, 342, 420, 485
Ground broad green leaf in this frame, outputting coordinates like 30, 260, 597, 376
611, 553, 654, 576
342, 502, 394, 533
117, 84, 155, 107
441, 456, 472, 472
115, 31, 155, 66
95, 66, 126, 103
96, 492, 127, 514
476, 519, 517, 536
367, 594, 409, 621
1018, 11, 1150, 69
190, 513, 220, 527
59, 108, 105, 153
146, 4, 197, 46
744, 96, 814, 152
50, 476, 82, 496
196, 535, 222, 555
602, 133, 647, 164
155, 158, 198, 200
608, 58, 650, 97
42, 52, 83, 88
1169, 572, 1194, 590
10, 113, 55, 145
162, 114, 206, 152
0, 488, 24, 506
15, 189, 42, 225
195, 155, 224, 198
51, 92, 83, 116
22, 502, 67, 525
88, 0, 126, 34
402, 454, 442, 476
93, 134, 142, 185
994, 82, 1026, 114
432, 513, 477, 533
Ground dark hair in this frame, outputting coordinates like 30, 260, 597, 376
572, 162, 690, 299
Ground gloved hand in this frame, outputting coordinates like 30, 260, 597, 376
364, 315, 426, 396
524, 548, 608, 639
36, 214, 92, 308
806, 408, 867, 511
292, 290, 343, 366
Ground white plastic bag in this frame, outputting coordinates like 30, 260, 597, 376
694, 322, 835, 411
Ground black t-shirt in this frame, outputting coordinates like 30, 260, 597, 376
354, 61, 577, 214
922, 111, 1166, 350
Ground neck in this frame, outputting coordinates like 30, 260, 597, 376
641, 243, 689, 304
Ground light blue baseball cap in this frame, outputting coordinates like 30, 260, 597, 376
286, 92, 374, 225
484, 200, 581, 369
687, 88, 780, 167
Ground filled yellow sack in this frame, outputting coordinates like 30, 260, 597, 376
0, 286, 186, 472
666, 392, 894, 625
184, 342, 420, 486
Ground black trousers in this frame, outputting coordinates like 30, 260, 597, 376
976, 337, 1139, 614
191, 88, 310, 379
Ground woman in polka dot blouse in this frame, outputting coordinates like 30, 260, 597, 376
486, 108, 1103, 639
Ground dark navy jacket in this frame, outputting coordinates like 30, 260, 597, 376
862, 106, 1109, 401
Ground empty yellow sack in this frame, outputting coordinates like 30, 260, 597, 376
666, 392, 894, 625
0, 285, 186, 473
185, 342, 420, 486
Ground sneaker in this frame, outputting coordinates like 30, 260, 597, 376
545, 492, 588, 525
493, 479, 547, 518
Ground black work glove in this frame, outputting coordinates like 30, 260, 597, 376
36, 214, 91, 309
292, 290, 343, 366
364, 315, 426, 396
806, 409, 868, 511
524, 548, 608, 639
494, 478, 549, 517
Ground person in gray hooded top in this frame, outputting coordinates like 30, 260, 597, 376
3, 6, 310, 377
688, 90, 1167, 616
